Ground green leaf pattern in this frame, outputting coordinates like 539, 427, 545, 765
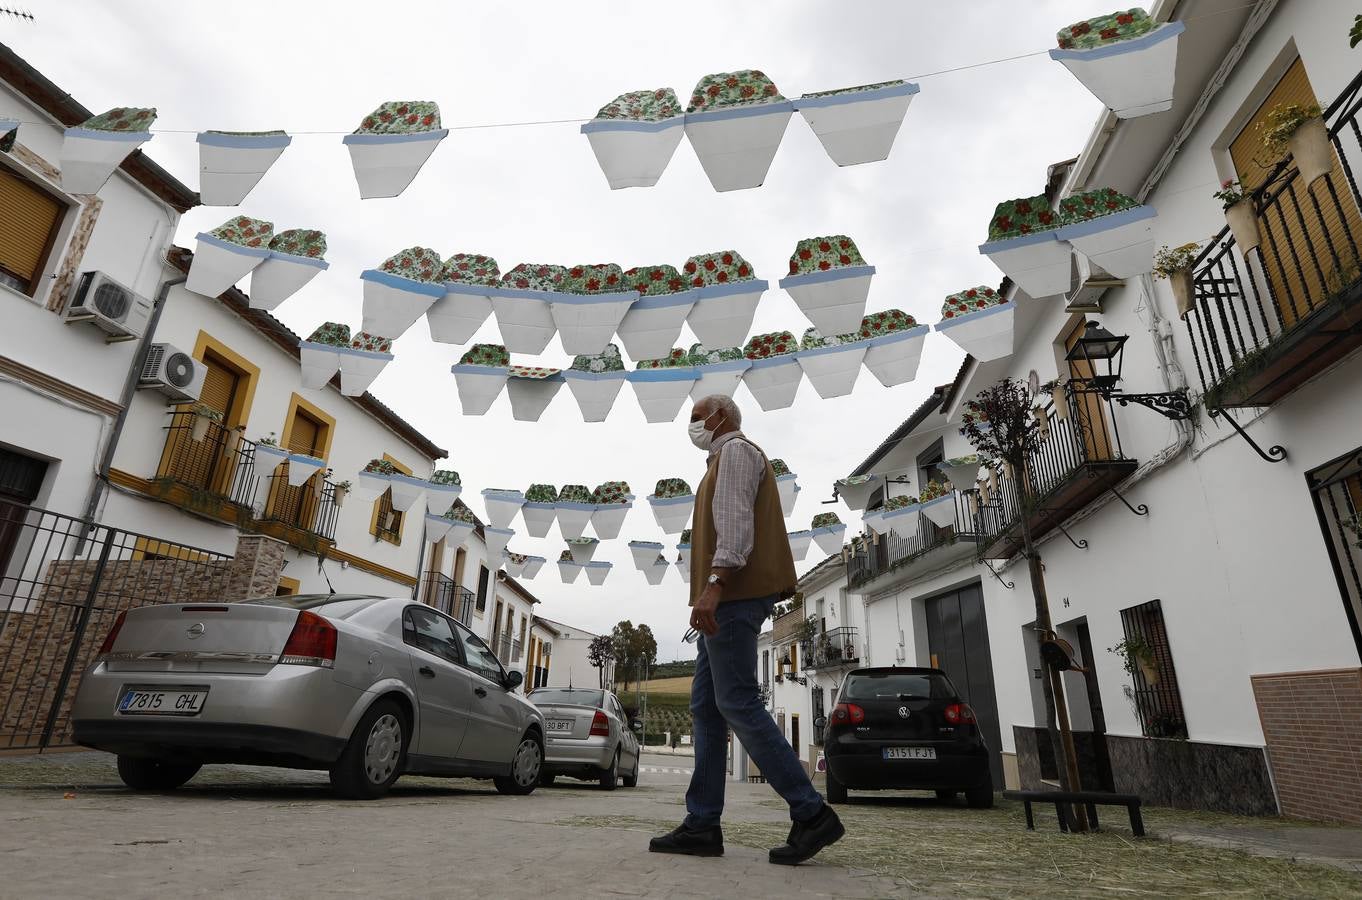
210, 216, 274, 249
269, 229, 326, 259
1058, 188, 1139, 225
688, 70, 784, 112
1057, 8, 1155, 50
595, 88, 682, 121
306, 322, 350, 347
624, 264, 689, 296
442, 253, 500, 286
682, 251, 756, 289
653, 478, 692, 499
744, 331, 798, 360
378, 246, 443, 283
987, 195, 1061, 242
787, 235, 867, 276
355, 101, 442, 135
559, 264, 626, 294
571, 344, 625, 373
81, 107, 156, 132
459, 344, 511, 367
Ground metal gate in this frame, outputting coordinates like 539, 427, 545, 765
1307, 448, 1362, 662
0, 500, 232, 751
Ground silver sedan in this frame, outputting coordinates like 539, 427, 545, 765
529, 687, 641, 789
71, 594, 545, 799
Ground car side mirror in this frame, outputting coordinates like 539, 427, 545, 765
814, 716, 828, 729
630, 718, 643, 731
504, 669, 524, 690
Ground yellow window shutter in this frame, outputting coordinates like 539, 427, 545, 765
0, 168, 62, 286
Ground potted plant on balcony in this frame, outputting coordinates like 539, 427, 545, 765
563, 344, 629, 422
189, 217, 273, 298
1153, 242, 1202, 318
285, 452, 325, 488
483, 525, 514, 562
630, 540, 665, 571
558, 549, 583, 584
248, 229, 329, 311
742, 331, 803, 411
555, 484, 596, 540
617, 265, 697, 362
361, 246, 446, 340
550, 264, 636, 356
298, 322, 349, 390
1212, 178, 1260, 253
860, 310, 930, 388
60, 107, 156, 194
584, 560, 614, 586
978, 196, 1071, 298
683, 250, 768, 349
644, 553, 670, 586
591, 480, 634, 540
771, 458, 800, 518
428, 253, 500, 345
834, 473, 882, 511
187, 402, 222, 443
918, 479, 957, 528
1056, 188, 1158, 278
521, 483, 559, 537
684, 70, 794, 191
628, 347, 699, 423
795, 328, 869, 399
338, 331, 394, 397
1261, 102, 1331, 186
566, 536, 600, 565
648, 478, 695, 534
1049, 9, 1186, 119
677, 528, 693, 569
452, 343, 511, 415
196, 129, 291, 207
506, 365, 565, 422
252, 433, 289, 476
779, 236, 876, 336
442, 501, 477, 549
424, 510, 455, 545
582, 87, 686, 189
795, 79, 919, 166
880, 494, 922, 541
333, 479, 352, 508
809, 512, 847, 556
935, 286, 1014, 361
481, 488, 526, 529
687, 344, 752, 400
490, 264, 564, 354
425, 469, 462, 515
342, 101, 448, 198
1109, 634, 1160, 684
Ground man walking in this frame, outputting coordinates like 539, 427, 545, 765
649, 395, 844, 865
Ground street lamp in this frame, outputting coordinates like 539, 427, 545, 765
1063, 321, 1191, 420
780, 656, 807, 686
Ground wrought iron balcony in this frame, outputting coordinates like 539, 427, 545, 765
256, 458, 340, 545
800, 626, 860, 670
424, 573, 477, 624
155, 411, 256, 513
848, 489, 981, 591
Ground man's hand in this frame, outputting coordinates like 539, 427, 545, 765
690, 583, 721, 636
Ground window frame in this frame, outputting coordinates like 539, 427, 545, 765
370, 453, 412, 546
0, 160, 68, 298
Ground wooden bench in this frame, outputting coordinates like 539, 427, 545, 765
1002, 789, 1145, 837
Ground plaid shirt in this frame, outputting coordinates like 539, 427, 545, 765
707, 431, 765, 569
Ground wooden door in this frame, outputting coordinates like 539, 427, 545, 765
161, 354, 239, 490
1064, 321, 1114, 461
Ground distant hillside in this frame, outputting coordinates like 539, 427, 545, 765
650, 660, 696, 679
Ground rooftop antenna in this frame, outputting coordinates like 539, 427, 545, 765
318, 555, 335, 595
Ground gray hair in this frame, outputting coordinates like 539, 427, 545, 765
698, 394, 742, 427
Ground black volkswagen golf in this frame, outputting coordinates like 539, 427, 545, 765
818, 666, 993, 807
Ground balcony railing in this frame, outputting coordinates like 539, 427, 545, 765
257, 460, 340, 544
425, 573, 477, 625
800, 626, 859, 670
492, 632, 523, 666
848, 489, 980, 590
1186, 68, 1362, 409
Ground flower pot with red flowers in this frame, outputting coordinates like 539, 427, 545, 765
794, 328, 869, 399
741, 331, 803, 411
558, 549, 584, 584
591, 481, 634, 540
683, 70, 794, 191
918, 479, 957, 528
978, 196, 1072, 298
521, 554, 547, 579
787, 529, 813, 561
630, 540, 666, 571
584, 560, 613, 586
506, 365, 565, 422
342, 101, 448, 198
284, 452, 325, 488
616, 265, 698, 362
426, 469, 462, 515
441, 501, 478, 549
859, 309, 930, 388
549, 264, 636, 356
196, 130, 291, 207
648, 478, 695, 534
451, 343, 510, 414
563, 344, 629, 422
644, 554, 670, 586
1211, 179, 1260, 253
483, 526, 514, 562
247, 229, 329, 311
582, 88, 686, 189
835, 474, 882, 512
360, 246, 446, 340
489, 264, 563, 354
1153, 243, 1201, 318
522, 484, 558, 537
771, 458, 799, 518
779, 236, 876, 335
299, 322, 350, 389
428, 254, 499, 344
481, 488, 526, 529
189, 217, 274, 298
684, 250, 767, 349
1050, 9, 1186, 119
337, 331, 394, 397
934, 286, 1014, 361
555, 484, 596, 540
810, 512, 848, 556
566, 536, 600, 565
687, 344, 752, 400
795, 80, 919, 166
881, 494, 922, 541
628, 348, 699, 424
424, 512, 455, 545
61, 107, 156, 194
1262, 103, 1332, 186
1056, 188, 1158, 277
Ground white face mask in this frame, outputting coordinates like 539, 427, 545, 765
689, 412, 722, 451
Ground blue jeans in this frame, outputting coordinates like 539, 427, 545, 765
684, 595, 824, 829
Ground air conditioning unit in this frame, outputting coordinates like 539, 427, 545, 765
65, 271, 153, 341
139, 342, 205, 402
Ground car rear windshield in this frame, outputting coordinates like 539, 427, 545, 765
238, 594, 382, 611
843, 672, 955, 701
530, 688, 604, 708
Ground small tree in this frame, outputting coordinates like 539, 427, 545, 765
611, 620, 638, 691
587, 634, 615, 689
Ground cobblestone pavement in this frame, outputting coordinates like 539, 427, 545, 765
1, 751, 1361, 899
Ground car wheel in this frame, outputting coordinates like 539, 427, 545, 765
539, 774, 556, 787
599, 749, 620, 791
116, 756, 201, 791
622, 752, 639, 788
494, 732, 542, 796
329, 699, 407, 800
966, 786, 994, 809
936, 790, 958, 802
824, 768, 848, 805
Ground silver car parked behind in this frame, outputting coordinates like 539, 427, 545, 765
529, 686, 641, 790
71, 594, 545, 799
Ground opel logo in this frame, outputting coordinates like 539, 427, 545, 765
186, 623, 206, 639
898, 706, 910, 718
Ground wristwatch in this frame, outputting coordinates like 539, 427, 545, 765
706, 573, 725, 587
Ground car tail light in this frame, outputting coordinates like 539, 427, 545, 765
944, 703, 977, 725
279, 610, 337, 668
590, 710, 610, 737
831, 702, 865, 726
96, 610, 127, 660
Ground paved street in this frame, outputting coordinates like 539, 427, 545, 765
1, 751, 1361, 899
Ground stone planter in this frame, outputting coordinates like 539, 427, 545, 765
582, 114, 686, 189
342, 129, 448, 198
1050, 21, 1186, 119
684, 99, 794, 191
360, 269, 444, 340
481, 489, 525, 530
795, 81, 919, 166
427, 283, 495, 345
628, 368, 699, 424
196, 131, 291, 206
934, 304, 1015, 361
188, 232, 271, 298
863, 325, 930, 388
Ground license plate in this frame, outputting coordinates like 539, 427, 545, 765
117, 687, 208, 717
883, 746, 936, 760
545, 719, 573, 734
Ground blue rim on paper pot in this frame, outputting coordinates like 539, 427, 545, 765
1048, 20, 1185, 61
696, 279, 769, 300
628, 289, 699, 310
778, 264, 876, 290
65, 127, 151, 143
684, 99, 795, 124
934, 302, 1012, 334
451, 364, 510, 375
342, 129, 450, 145
1054, 204, 1158, 241
869, 324, 931, 347
795, 338, 871, 359
360, 268, 447, 298
977, 229, 1063, 255
334, 344, 393, 362
581, 115, 685, 135
793, 82, 920, 110
269, 250, 329, 270
628, 368, 698, 383
197, 132, 293, 150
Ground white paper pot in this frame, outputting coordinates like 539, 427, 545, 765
690, 360, 752, 401
920, 492, 957, 529
445, 520, 475, 550
562, 370, 629, 423
779, 267, 875, 336
554, 502, 595, 540
687, 282, 766, 349
254, 444, 290, 477
787, 531, 812, 561
777, 475, 799, 518
503, 556, 528, 578
298, 342, 342, 390
1289, 117, 1334, 186
978, 232, 1073, 299
628, 369, 699, 424
796, 82, 919, 166
1223, 200, 1262, 253
582, 116, 686, 189
883, 506, 921, 541
567, 540, 600, 565
285, 454, 325, 487
506, 374, 564, 422
941, 461, 983, 490
197, 132, 291, 206
863, 326, 930, 388
677, 545, 692, 570
630, 542, 665, 571
521, 556, 546, 579
811, 524, 847, 556
862, 509, 886, 537
521, 502, 557, 538
558, 560, 583, 584
337, 347, 393, 397
1049, 22, 1186, 119
837, 476, 882, 512
60, 127, 151, 194
354, 469, 390, 501
648, 494, 695, 535
683, 101, 794, 192
425, 482, 463, 516
451, 365, 509, 415
360, 270, 443, 340
188, 233, 271, 298
549, 293, 637, 356
591, 502, 632, 540
616, 291, 697, 362
481, 490, 525, 529
428, 283, 494, 345
483, 527, 514, 561
387, 474, 428, 513
740, 355, 803, 411
424, 514, 454, 545
584, 562, 613, 586
1059, 206, 1157, 279
934, 304, 1015, 362
676, 560, 691, 583
643, 560, 669, 586
249, 251, 329, 311
489, 290, 558, 354
795, 342, 869, 399
342, 129, 449, 199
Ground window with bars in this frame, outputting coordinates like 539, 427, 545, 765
1118, 599, 1188, 739
372, 489, 403, 544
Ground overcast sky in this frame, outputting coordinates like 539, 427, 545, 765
11, 0, 1106, 661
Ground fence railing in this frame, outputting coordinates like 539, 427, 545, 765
425, 572, 476, 625
849, 489, 979, 588
800, 626, 859, 670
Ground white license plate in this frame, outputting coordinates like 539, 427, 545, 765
545, 719, 573, 734
883, 746, 936, 760
117, 687, 208, 717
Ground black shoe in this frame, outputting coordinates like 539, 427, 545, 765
769, 805, 845, 866
649, 823, 724, 857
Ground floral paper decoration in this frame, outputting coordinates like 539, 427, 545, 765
779, 235, 875, 336
684, 70, 794, 192
795, 80, 919, 166
343, 101, 448, 198
583, 87, 687, 189
1055, 188, 1157, 278
934, 286, 1015, 361
617, 264, 698, 363
684, 251, 766, 350
429, 253, 501, 345
197, 129, 292, 206
247, 228, 329, 311
61, 107, 156, 194
1050, 9, 1186, 119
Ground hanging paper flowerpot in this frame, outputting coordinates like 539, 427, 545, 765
881, 495, 921, 541
521, 555, 547, 579
60, 107, 155, 194
503, 551, 530, 579
1056, 188, 1157, 278
835, 474, 882, 512
684, 251, 766, 349
522, 484, 559, 538
644, 555, 670, 586
584, 561, 613, 586
935, 286, 1015, 361
779, 236, 875, 336
298, 322, 349, 390
490, 264, 563, 354
361, 246, 446, 339
787, 530, 813, 561
918, 482, 957, 529
859, 310, 930, 388
563, 344, 629, 422
343, 101, 448, 198
483, 526, 514, 561
506, 366, 565, 422
978, 196, 1071, 298
355, 458, 397, 500
862, 508, 886, 537
591, 481, 633, 540
629, 349, 699, 424
795, 328, 870, 399
677, 530, 693, 570
648, 478, 695, 535
285, 453, 325, 487
676, 557, 691, 583
941, 455, 983, 490
197, 130, 291, 206
254, 442, 290, 478
771, 459, 799, 519
740, 331, 802, 411
582, 88, 686, 189
684, 71, 793, 191
424, 513, 455, 545
248, 230, 328, 313
188, 217, 273, 298
429, 254, 500, 345
1051, 10, 1186, 119
809, 513, 848, 556
558, 551, 584, 584
452, 344, 510, 415
443, 504, 478, 549
481, 488, 526, 530
549, 264, 636, 356
795, 80, 919, 166
630, 540, 665, 571
555, 485, 596, 540
426, 469, 462, 515
337, 332, 394, 397
566, 537, 600, 565
687, 344, 751, 400
617, 266, 697, 362
387, 473, 428, 513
